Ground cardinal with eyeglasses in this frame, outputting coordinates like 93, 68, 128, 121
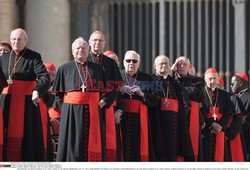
51, 37, 104, 161
201, 68, 232, 161
119, 50, 158, 161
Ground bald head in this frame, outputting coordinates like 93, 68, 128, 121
10, 28, 28, 54
154, 55, 170, 76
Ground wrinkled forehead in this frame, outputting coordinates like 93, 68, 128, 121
178, 57, 188, 64
90, 33, 105, 40
155, 56, 169, 64
205, 73, 218, 80
74, 41, 88, 48
11, 30, 25, 39
124, 53, 139, 60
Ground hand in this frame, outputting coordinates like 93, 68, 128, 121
210, 128, 217, 134
211, 122, 222, 133
131, 85, 144, 97
171, 58, 181, 71
114, 110, 122, 124
99, 99, 106, 109
201, 122, 206, 129
121, 85, 134, 96
32, 90, 40, 106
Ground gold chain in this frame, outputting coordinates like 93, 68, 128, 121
205, 86, 219, 120
8, 48, 27, 80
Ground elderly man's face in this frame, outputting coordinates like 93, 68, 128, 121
154, 56, 170, 76
176, 58, 189, 77
10, 30, 27, 53
205, 74, 218, 89
123, 53, 140, 76
0, 45, 10, 56
89, 33, 106, 54
72, 41, 89, 63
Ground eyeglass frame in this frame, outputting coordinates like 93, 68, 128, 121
125, 59, 138, 64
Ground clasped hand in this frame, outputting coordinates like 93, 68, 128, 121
121, 85, 144, 97
210, 122, 222, 134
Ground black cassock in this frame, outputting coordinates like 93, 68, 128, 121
0, 66, 7, 161
201, 87, 232, 161
88, 53, 123, 161
151, 74, 194, 161
52, 60, 103, 161
225, 92, 247, 161
0, 49, 51, 161
238, 90, 250, 160
175, 73, 205, 161
120, 70, 157, 161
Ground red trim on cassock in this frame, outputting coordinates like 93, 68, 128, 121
63, 91, 102, 161
205, 107, 224, 161
0, 107, 3, 161
105, 100, 117, 161
39, 100, 48, 160
122, 99, 149, 161
48, 108, 61, 119
189, 101, 200, 161
227, 116, 245, 161
160, 98, 179, 112
2, 80, 36, 161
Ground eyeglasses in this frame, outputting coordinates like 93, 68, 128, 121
90, 39, 105, 42
125, 59, 138, 64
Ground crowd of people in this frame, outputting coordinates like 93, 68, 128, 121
0, 28, 250, 162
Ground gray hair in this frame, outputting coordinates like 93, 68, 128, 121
72, 37, 89, 50
124, 50, 140, 60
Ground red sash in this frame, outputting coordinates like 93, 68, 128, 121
160, 98, 178, 112
205, 107, 224, 161
189, 101, 199, 161
2, 80, 36, 161
105, 100, 117, 161
48, 107, 61, 119
122, 99, 149, 161
227, 117, 245, 161
63, 91, 102, 161
0, 107, 3, 161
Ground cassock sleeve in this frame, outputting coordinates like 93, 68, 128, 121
33, 53, 50, 96
226, 114, 243, 140
0, 66, 7, 93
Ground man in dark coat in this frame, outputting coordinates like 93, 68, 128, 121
52, 37, 104, 161
119, 50, 157, 161
201, 68, 232, 161
0, 67, 8, 161
171, 56, 205, 161
0, 28, 51, 161
231, 72, 250, 161
88, 31, 123, 161
217, 77, 246, 161
151, 55, 194, 161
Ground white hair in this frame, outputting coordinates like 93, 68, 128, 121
124, 50, 140, 60
72, 37, 89, 50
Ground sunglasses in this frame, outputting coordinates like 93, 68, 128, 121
125, 59, 138, 63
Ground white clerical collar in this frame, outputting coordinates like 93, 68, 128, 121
156, 73, 168, 79
75, 59, 86, 65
